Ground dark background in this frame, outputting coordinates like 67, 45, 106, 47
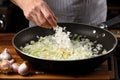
0, 0, 120, 33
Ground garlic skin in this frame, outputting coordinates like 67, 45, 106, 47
0, 48, 32, 75
0, 60, 12, 73
0, 48, 12, 60
18, 61, 30, 76
9, 59, 15, 64
11, 63, 19, 73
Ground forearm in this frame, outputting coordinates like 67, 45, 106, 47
10, 0, 44, 11
10, 0, 57, 28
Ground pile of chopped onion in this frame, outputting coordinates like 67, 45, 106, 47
20, 26, 107, 60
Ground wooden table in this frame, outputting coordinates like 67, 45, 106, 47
0, 33, 116, 79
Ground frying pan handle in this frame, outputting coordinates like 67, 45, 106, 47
0, 19, 5, 31
98, 15, 120, 29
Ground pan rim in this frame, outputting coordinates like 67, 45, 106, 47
12, 22, 118, 62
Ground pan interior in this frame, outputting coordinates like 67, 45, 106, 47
13, 23, 117, 60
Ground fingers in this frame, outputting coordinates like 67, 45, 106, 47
23, 0, 57, 28
40, 3, 57, 28
31, 8, 52, 28
37, 7, 57, 28
18, 0, 57, 28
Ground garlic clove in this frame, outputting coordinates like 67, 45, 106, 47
0, 55, 2, 61
0, 48, 12, 60
18, 61, 30, 76
9, 59, 15, 64
11, 63, 19, 73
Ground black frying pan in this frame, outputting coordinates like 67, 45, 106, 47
12, 16, 120, 74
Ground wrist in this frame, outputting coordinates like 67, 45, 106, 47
11, 0, 45, 10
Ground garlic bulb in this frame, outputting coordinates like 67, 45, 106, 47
0, 48, 32, 75
0, 48, 12, 60
0, 60, 12, 73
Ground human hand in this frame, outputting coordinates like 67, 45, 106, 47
16, 0, 57, 28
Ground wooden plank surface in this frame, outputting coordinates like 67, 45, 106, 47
110, 29, 120, 39
0, 33, 115, 79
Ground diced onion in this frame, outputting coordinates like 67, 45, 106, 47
20, 26, 107, 60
